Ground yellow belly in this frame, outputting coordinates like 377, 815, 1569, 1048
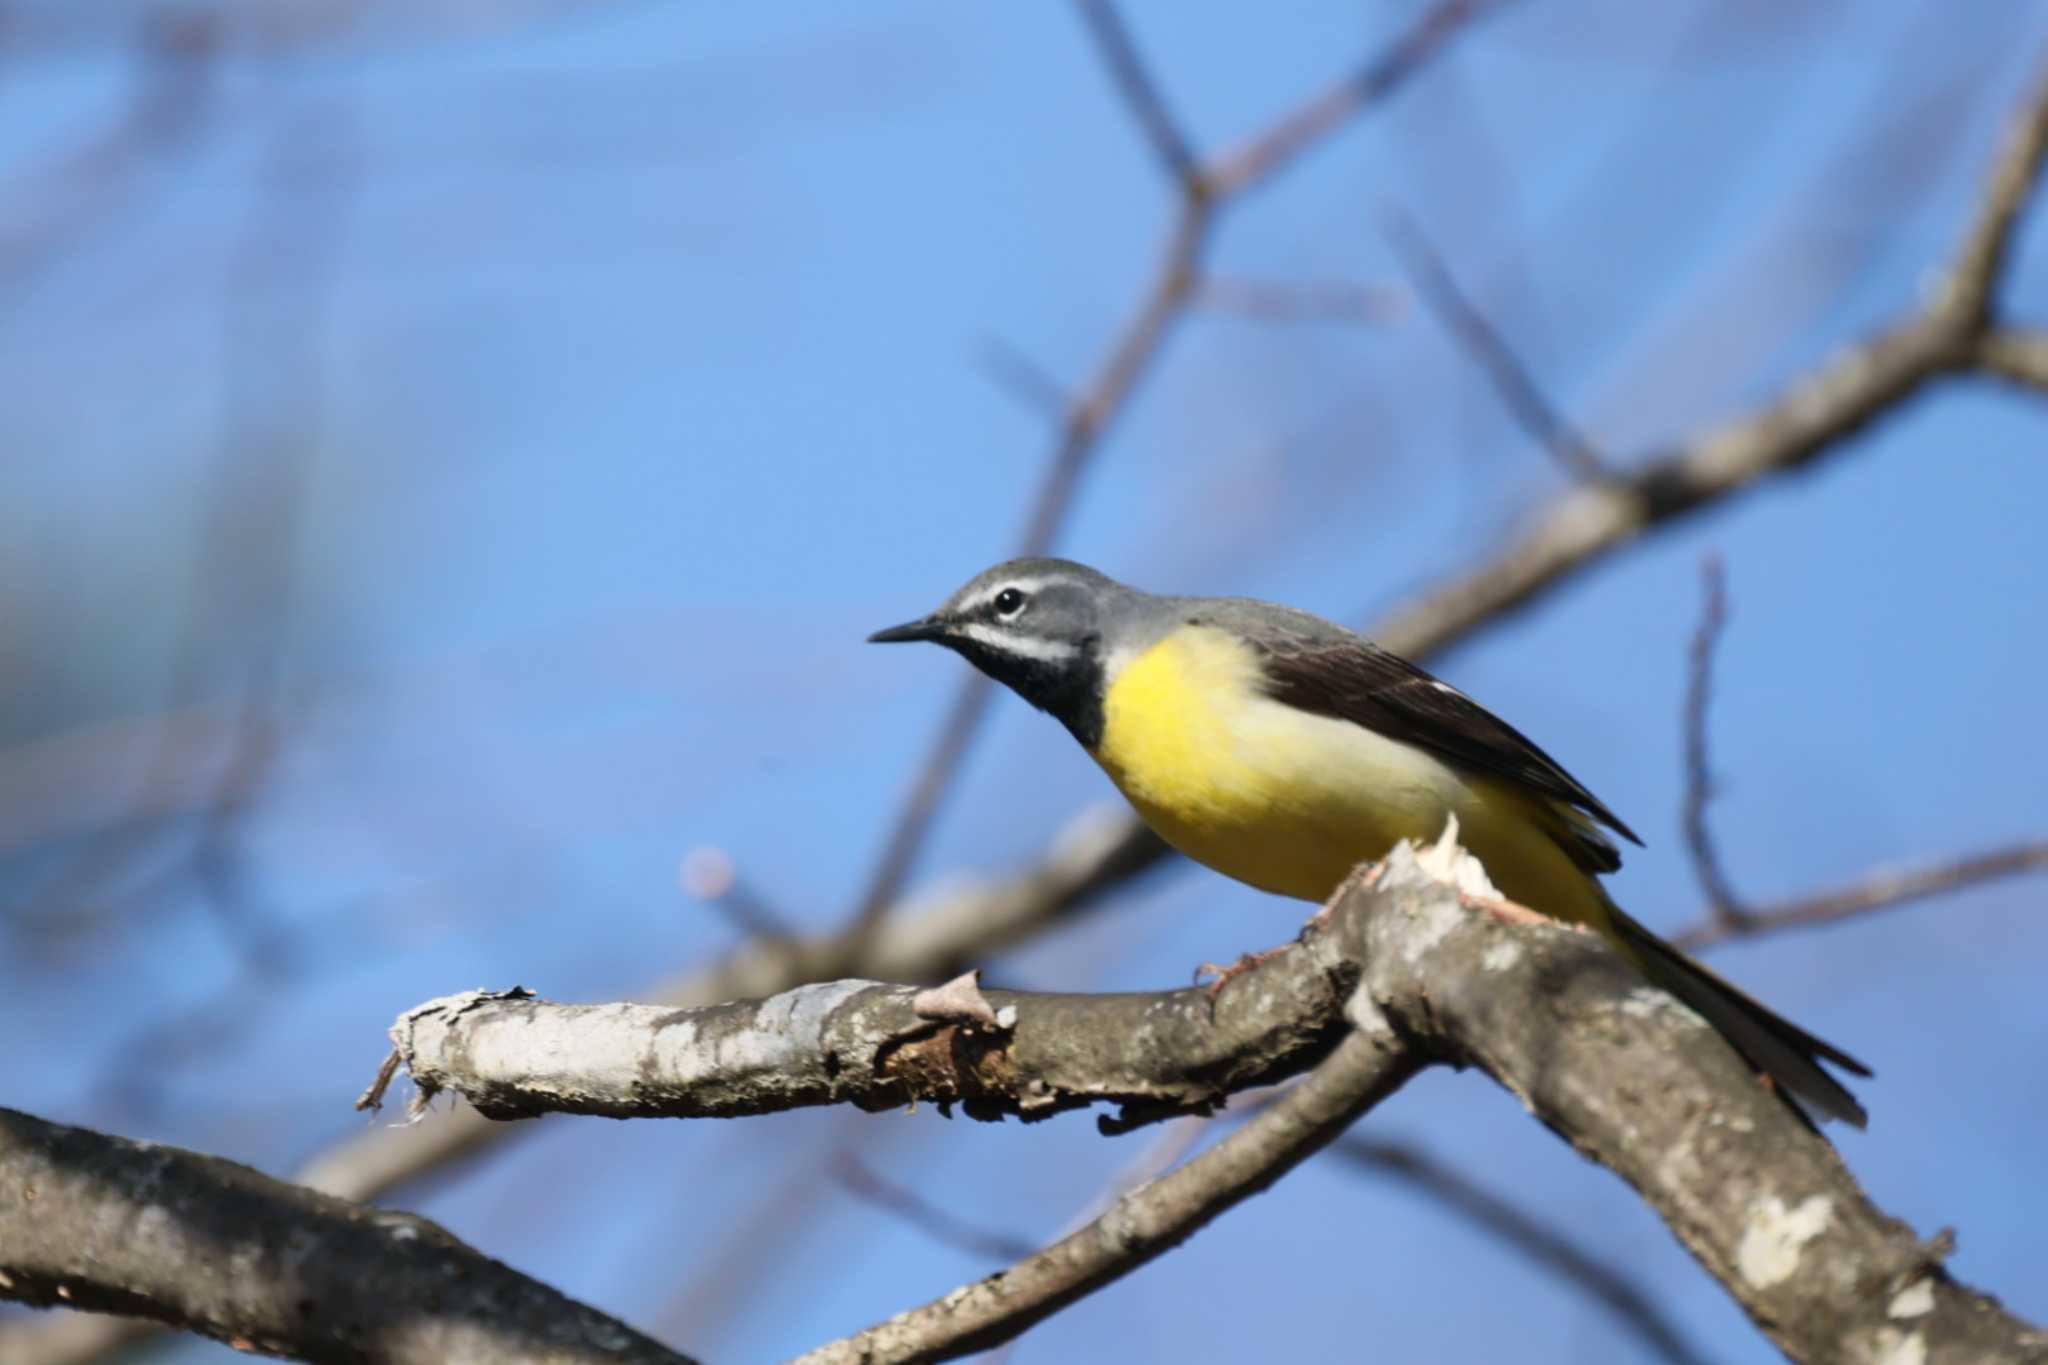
1091, 629, 1606, 924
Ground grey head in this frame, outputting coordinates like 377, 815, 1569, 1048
868, 557, 1170, 747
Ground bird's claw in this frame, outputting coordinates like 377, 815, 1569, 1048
1195, 946, 1289, 1002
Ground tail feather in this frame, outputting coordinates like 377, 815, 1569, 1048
1606, 904, 1870, 1128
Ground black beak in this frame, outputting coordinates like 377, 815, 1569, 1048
867, 614, 948, 644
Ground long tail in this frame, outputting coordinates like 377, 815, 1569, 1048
1605, 901, 1870, 1128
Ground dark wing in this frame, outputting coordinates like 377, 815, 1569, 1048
1236, 621, 1640, 871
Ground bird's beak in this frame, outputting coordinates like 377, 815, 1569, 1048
867, 614, 949, 644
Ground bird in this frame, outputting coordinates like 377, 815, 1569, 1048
869, 556, 1868, 1127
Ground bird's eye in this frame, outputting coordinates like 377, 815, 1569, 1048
993, 587, 1027, 617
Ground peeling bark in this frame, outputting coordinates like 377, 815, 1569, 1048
373, 955, 1355, 1130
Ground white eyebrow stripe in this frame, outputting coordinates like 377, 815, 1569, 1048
954, 621, 1077, 663
959, 577, 1050, 613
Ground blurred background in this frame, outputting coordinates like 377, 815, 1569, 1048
3, 1, 2046, 1361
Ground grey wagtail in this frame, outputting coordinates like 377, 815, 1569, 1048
870, 557, 1869, 1126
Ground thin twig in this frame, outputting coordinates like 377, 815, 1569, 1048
790, 1028, 1420, 1365
1976, 326, 2048, 390
680, 846, 796, 942
974, 1108, 1224, 1365
1672, 839, 2048, 951
1071, 0, 1201, 191
1196, 275, 1404, 325
830, 1150, 1040, 1264
1680, 552, 1750, 926
1938, 55, 2048, 323
1383, 204, 1610, 481
1333, 1139, 1720, 1365
973, 334, 1072, 419
1205, 0, 1508, 198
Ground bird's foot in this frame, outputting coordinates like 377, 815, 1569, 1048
1457, 889, 1555, 928
1195, 947, 1289, 1002
1303, 861, 1387, 936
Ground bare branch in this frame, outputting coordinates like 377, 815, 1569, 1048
1333, 1139, 1720, 1365
790, 1027, 1417, 1365
1071, 0, 1202, 190
1195, 275, 1404, 325
830, 1151, 1040, 1264
1680, 552, 1751, 926
1975, 327, 2048, 391
1937, 56, 2048, 324
973, 334, 1072, 419
1325, 850, 2045, 1365
0, 808, 1173, 1365
0, 1107, 695, 1365
681, 845, 799, 943
1383, 205, 1610, 481
1205, 0, 1513, 198
370, 957, 1349, 1126
46, 840, 2045, 1361
1371, 46, 2048, 660
789, 840, 2044, 1361
1672, 839, 2048, 951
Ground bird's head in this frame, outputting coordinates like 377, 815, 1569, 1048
869, 557, 1152, 742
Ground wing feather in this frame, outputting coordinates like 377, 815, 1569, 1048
1204, 612, 1639, 872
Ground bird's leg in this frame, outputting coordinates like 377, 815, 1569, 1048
1458, 889, 1571, 930
1195, 947, 1290, 1002
1302, 860, 1387, 935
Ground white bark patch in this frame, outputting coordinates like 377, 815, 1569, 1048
1737, 1194, 1834, 1288
1617, 986, 1705, 1029
1888, 1279, 1936, 1319
1481, 940, 1523, 972
1400, 888, 1467, 965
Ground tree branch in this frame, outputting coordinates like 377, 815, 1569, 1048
1332, 1139, 1719, 1365
1672, 839, 2048, 951
1329, 850, 2046, 1365
0, 1108, 694, 1365
1680, 552, 1751, 926
1976, 327, 2048, 391
368, 955, 1351, 1128
829, 1150, 1041, 1264
789, 1024, 1418, 1365
1938, 55, 2048, 325
373, 836, 2041, 1363
1383, 205, 1611, 481
1071, 0, 1201, 190
1195, 275, 1403, 326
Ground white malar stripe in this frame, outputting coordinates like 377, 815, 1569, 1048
954, 622, 1078, 664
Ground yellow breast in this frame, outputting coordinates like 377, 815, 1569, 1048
1090, 628, 1463, 901
1090, 627, 1607, 920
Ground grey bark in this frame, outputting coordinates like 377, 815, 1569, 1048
0, 1108, 694, 1365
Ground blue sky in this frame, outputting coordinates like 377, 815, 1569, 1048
3, 2, 2046, 1361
